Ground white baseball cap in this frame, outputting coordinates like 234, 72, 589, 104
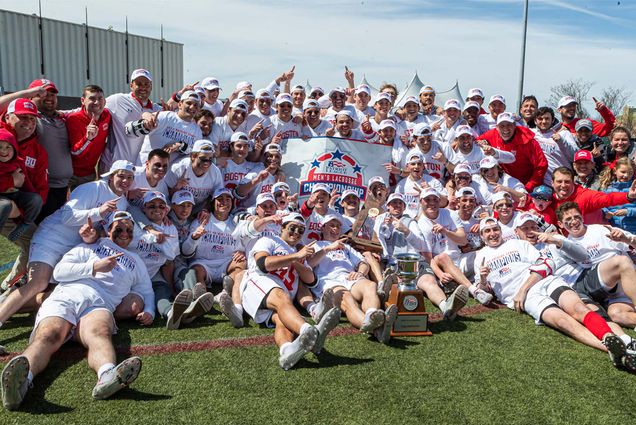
309, 86, 324, 96
171, 190, 195, 205
455, 125, 474, 137
235, 81, 252, 91
143, 190, 167, 205
403, 96, 419, 106
271, 182, 291, 194
491, 191, 512, 205
180, 90, 201, 102
374, 92, 393, 104
479, 156, 499, 169
406, 151, 424, 163
291, 84, 305, 93
321, 213, 343, 226
130, 68, 152, 82
479, 217, 499, 233
191, 140, 215, 153
420, 188, 440, 200
355, 84, 371, 96
108, 210, 135, 228
264, 143, 281, 155
238, 90, 255, 99
496, 112, 515, 125
419, 85, 435, 94
444, 99, 462, 111
368, 176, 387, 187
335, 108, 358, 126
311, 183, 330, 195
454, 163, 472, 175
317, 94, 332, 109
230, 132, 249, 144
462, 100, 481, 112
328, 87, 346, 97
557, 95, 577, 108
101, 160, 136, 178
255, 89, 272, 100
386, 192, 406, 205
303, 99, 320, 110
456, 186, 476, 198
379, 119, 396, 131
276, 93, 293, 105
514, 212, 538, 228
412, 123, 432, 137
256, 192, 276, 206
282, 212, 305, 225
230, 99, 248, 111
201, 77, 221, 90
467, 88, 484, 99
340, 189, 359, 202
213, 187, 233, 199
488, 94, 506, 106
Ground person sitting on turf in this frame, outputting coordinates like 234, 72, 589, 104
307, 214, 397, 344
373, 193, 468, 321
239, 213, 341, 370
0, 211, 154, 411
474, 217, 636, 372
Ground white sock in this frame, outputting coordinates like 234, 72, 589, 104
299, 322, 311, 334
27, 370, 33, 384
364, 308, 378, 321
306, 302, 317, 315
468, 285, 477, 296
234, 304, 243, 316
619, 334, 633, 345
439, 300, 447, 312
279, 342, 293, 356
97, 363, 115, 379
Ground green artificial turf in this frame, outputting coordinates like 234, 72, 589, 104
1, 307, 635, 425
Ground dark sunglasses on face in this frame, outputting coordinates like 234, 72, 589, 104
287, 225, 305, 234
198, 157, 213, 163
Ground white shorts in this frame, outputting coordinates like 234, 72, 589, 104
31, 284, 116, 343
240, 271, 294, 325
191, 258, 231, 284
521, 276, 570, 325
28, 240, 74, 269
457, 252, 476, 279
322, 276, 364, 294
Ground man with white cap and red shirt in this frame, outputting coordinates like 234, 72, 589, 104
130, 90, 203, 165
26, 79, 73, 221
0, 160, 133, 334
99, 69, 162, 173
557, 95, 615, 137
239, 212, 341, 370
480, 112, 548, 191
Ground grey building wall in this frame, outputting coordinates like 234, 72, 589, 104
0, 9, 183, 102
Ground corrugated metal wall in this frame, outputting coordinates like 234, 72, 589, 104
0, 9, 183, 101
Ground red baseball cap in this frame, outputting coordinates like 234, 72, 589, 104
573, 150, 593, 162
28, 78, 58, 94
6, 98, 39, 117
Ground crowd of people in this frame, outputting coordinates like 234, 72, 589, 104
0, 65, 635, 410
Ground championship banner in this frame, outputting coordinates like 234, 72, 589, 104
280, 136, 392, 203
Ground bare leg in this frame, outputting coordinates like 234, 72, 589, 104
417, 275, 445, 307
0, 262, 53, 323
540, 307, 606, 351
608, 302, 636, 328
350, 279, 381, 312
113, 293, 144, 320
435, 253, 473, 288
22, 317, 73, 377
232, 270, 245, 305
363, 252, 383, 283
271, 312, 295, 348
265, 288, 306, 335
598, 256, 636, 303
333, 288, 364, 328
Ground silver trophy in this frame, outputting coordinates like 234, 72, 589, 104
394, 253, 421, 291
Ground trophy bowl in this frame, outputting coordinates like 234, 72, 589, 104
394, 253, 421, 291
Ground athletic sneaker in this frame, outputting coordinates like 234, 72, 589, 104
442, 285, 469, 321
166, 289, 193, 330
218, 291, 244, 328
312, 307, 341, 355
621, 339, 636, 372
374, 304, 398, 344
222, 275, 234, 295
92, 357, 142, 400
192, 282, 207, 301
378, 273, 398, 302
1, 355, 30, 411
181, 292, 215, 324
311, 288, 335, 323
360, 308, 385, 333
602, 333, 626, 368
473, 288, 493, 305
279, 325, 318, 371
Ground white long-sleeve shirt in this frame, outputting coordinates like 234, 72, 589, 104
135, 111, 202, 165
52, 237, 155, 318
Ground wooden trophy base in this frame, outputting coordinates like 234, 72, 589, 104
386, 284, 432, 337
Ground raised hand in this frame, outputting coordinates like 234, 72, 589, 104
344, 66, 355, 85
592, 96, 606, 111
144, 110, 161, 130
174, 169, 190, 191
86, 114, 99, 140
79, 217, 98, 243
99, 197, 120, 217
191, 216, 209, 240
361, 114, 372, 133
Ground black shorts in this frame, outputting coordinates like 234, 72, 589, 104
574, 264, 617, 305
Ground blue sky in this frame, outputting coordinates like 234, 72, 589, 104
1, 0, 634, 110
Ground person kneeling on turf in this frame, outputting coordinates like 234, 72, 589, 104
1, 211, 155, 410
239, 213, 341, 370
308, 214, 397, 344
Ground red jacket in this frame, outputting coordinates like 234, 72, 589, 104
66, 108, 112, 177
0, 130, 35, 193
0, 122, 49, 203
480, 125, 548, 191
553, 184, 628, 225
562, 105, 615, 137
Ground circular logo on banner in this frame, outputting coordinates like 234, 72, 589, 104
403, 295, 418, 311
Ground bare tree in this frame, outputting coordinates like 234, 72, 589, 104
599, 86, 632, 117
547, 79, 594, 117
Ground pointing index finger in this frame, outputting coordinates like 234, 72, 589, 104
108, 252, 125, 259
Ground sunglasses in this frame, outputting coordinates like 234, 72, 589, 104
287, 225, 305, 234
455, 175, 470, 181
306, 110, 320, 115
198, 157, 214, 163
495, 202, 513, 209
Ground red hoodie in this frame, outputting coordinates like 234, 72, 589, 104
562, 105, 615, 138
480, 125, 548, 192
0, 121, 49, 203
553, 184, 628, 225
0, 129, 35, 193
66, 108, 112, 177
